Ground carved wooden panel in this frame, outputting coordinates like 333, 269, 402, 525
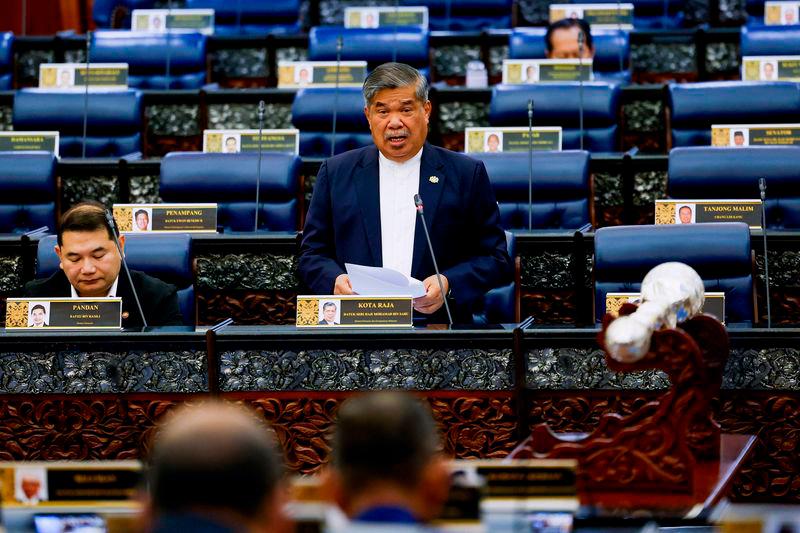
521, 291, 577, 325
197, 290, 297, 326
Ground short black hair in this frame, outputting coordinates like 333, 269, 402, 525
57, 201, 114, 247
679, 205, 692, 213
545, 18, 594, 53
31, 304, 46, 314
323, 302, 337, 310
134, 209, 149, 218
734, 131, 744, 137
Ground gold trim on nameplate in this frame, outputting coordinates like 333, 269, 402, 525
711, 127, 730, 147
654, 201, 676, 224
113, 206, 133, 232
297, 295, 414, 328
5, 301, 29, 329
296, 298, 320, 326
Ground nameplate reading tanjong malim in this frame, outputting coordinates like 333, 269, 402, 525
113, 203, 217, 233
344, 6, 429, 28
5, 298, 122, 330
296, 295, 413, 328
39, 63, 129, 90
764, 1, 800, 25
742, 56, 800, 81
452, 459, 577, 498
0, 131, 59, 155
465, 126, 562, 153
605, 291, 726, 324
655, 199, 763, 229
203, 129, 300, 155
502, 59, 593, 84
549, 3, 634, 28
277, 61, 368, 88
132, 9, 215, 35
711, 124, 800, 146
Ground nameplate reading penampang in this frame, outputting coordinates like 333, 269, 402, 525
549, 3, 634, 29
277, 61, 368, 88
296, 295, 413, 328
655, 199, 763, 229
132, 9, 215, 35
113, 203, 217, 233
502, 59, 593, 84
605, 291, 726, 324
0, 131, 59, 155
39, 63, 129, 90
344, 6, 429, 28
203, 129, 300, 155
711, 124, 800, 146
5, 298, 122, 330
465, 127, 562, 153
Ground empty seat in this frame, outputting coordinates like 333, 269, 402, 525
184, 0, 301, 35
0, 152, 57, 234
0, 32, 13, 90
291, 87, 372, 157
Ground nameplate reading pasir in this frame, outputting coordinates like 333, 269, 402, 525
296, 295, 413, 328
113, 203, 217, 233
5, 298, 122, 330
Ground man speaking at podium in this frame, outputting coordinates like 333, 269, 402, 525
299, 63, 512, 323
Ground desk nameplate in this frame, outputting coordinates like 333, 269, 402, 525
465, 126, 562, 153
277, 61, 367, 88
5, 298, 122, 330
296, 295, 413, 328
606, 291, 726, 324
39, 63, 128, 90
113, 203, 217, 233
502, 59, 593, 84
712, 123, 800, 147
655, 199, 762, 229
203, 129, 299, 155
0, 131, 59, 155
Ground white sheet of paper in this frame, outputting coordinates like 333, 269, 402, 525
345, 263, 426, 298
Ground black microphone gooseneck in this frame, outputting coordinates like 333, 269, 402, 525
760, 177, 772, 328
330, 35, 343, 158
164, 0, 173, 90
527, 98, 534, 231
81, 31, 91, 159
104, 210, 149, 329
577, 30, 585, 151
414, 194, 453, 325
254, 100, 266, 232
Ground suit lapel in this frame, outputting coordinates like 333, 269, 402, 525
411, 145, 446, 277
353, 146, 382, 266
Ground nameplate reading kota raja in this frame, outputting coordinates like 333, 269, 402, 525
654, 199, 763, 229
711, 124, 800, 146
113, 203, 217, 233
5, 298, 122, 330
0, 131, 59, 155
296, 295, 413, 328
606, 291, 726, 324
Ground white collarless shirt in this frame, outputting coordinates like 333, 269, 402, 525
70, 277, 119, 298
378, 147, 422, 278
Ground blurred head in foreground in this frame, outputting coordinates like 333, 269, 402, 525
329, 391, 450, 523
146, 401, 289, 533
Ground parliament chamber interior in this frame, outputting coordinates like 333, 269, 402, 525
0, 0, 799, 531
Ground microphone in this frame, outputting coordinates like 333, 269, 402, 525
413, 194, 453, 325
164, 0, 173, 90
759, 177, 772, 328
81, 30, 91, 159
254, 100, 266, 231
577, 30, 585, 151
527, 98, 534, 231
104, 209, 149, 329
330, 35, 343, 158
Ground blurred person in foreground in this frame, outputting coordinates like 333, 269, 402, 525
144, 401, 291, 533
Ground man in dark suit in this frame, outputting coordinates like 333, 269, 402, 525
299, 62, 512, 323
23, 202, 184, 328
319, 301, 340, 325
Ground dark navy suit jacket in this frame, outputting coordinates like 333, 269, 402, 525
298, 143, 512, 321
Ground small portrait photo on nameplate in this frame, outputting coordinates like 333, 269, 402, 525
502, 59, 593, 84
14, 466, 48, 505
711, 124, 800, 147
465, 127, 563, 153
5, 298, 122, 330
549, 3, 634, 29
742, 56, 800, 81
296, 295, 413, 328
764, 1, 800, 24
655, 199, 763, 229
606, 291, 725, 324
0, 131, 60, 156
113, 203, 218, 233
277, 61, 368, 88
344, 6, 429, 29
203, 129, 300, 155
132, 9, 215, 35
39, 63, 129, 91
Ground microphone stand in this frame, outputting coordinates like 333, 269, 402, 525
330, 35, 343, 157
254, 100, 265, 231
81, 31, 91, 159
527, 98, 534, 231
414, 194, 453, 325
578, 31, 585, 151
760, 177, 772, 328
104, 210, 149, 329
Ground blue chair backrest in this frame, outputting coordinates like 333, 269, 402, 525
668, 82, 800, 147
594, 222, 754, 325
473, 230, 517, 324
490, 83, 620, 152
741, 26, 800, 56
470, 151, 591, 230
309, 27, 430, 77
160, 152, 301, 233
508, 28, 631, 84
398, 0, 513, 30
668, 146, 800, 230
13, 89, 143, 158
91, 31, 207, 90
291, 87, 372, 157
0, 32, 14, 90
93, 0, 156, 28
36, 233, 195, 325
0, 152, 57, 234
185, 0, 301, 35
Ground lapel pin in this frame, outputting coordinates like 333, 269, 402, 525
429, 175, 439, 184
122, 312, 129, 319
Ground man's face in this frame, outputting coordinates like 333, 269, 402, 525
135, 213, 149, 230
786, 10, 795, 23
487, 135, 500, 152
225, 138, 237, 153
59, 71, 70, 86
299, 69, 309, 81
364, 84, 431, 163
56, 229, 124, 297
764, 63, 775, 79
323, 305, 336, 322
31, 309, 45, 326
734, 134, 745, 146
547, 26, 594, 59
679, 207, 692, 224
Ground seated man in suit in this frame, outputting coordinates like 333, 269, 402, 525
546, 18, 594, 60
327, 391, 450, 527
299, 62, 512, 323
24, 202, 184, 328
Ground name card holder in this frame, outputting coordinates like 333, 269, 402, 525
296, 295, 413, 328
606, 291, 726, 324
502, 59, 593, 84
550, 3, 635, 29
465, 126, 563, 153
277, 61, 368, 89
203, 129, 300, 155
5, 298, 122, 330
39, 63, 129, 91
0, 131, 60, 155
711, 124, 800, 147
344, 6, 429, 28
113, 203, 218, 233
655, 199, 763, 229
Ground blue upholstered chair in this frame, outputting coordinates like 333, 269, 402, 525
594, 223, 755, 326
0, 152, 57, 234
470, 151, 592, 230
667, 82, 800, 148
36, 233, 196, 325
184, 0, 301, 35
92, 0, 156, 28
90, 31, 207, 90
308, 27, 430, 78
509, 28, 631, 84
13, 89, 143, 158
398, 0, 513, 30
160, 152, 301, 233
490, 84, 620, 152
0, 32, 14, 90
668, 146, 800, 230
741, 26, 800, 56
473, 231, 518, 324
291, 87, 372, 157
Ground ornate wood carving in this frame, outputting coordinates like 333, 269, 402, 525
521, 291, 577, 325
196, 290, 297, 325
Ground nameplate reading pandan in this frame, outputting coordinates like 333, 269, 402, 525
296, 295, 413, 328
5, 298, 122, 330
711, 124, 800, 147
465, 126, 562, 153
764, 1, 800, 25
344, 6, 429, 28
606, 291, 726, 324
132, 9, 215, 35
502, 59, 593, 84
0, 131, 59, 156
277, 61, 368, 88
742, 56, 800, 81
549, 3, 634, 28
450, 459, 577, 498
203, 129, 300, 155
39, 63, 129, 90
113, 203, 217, 233
655, 199, 763, 229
